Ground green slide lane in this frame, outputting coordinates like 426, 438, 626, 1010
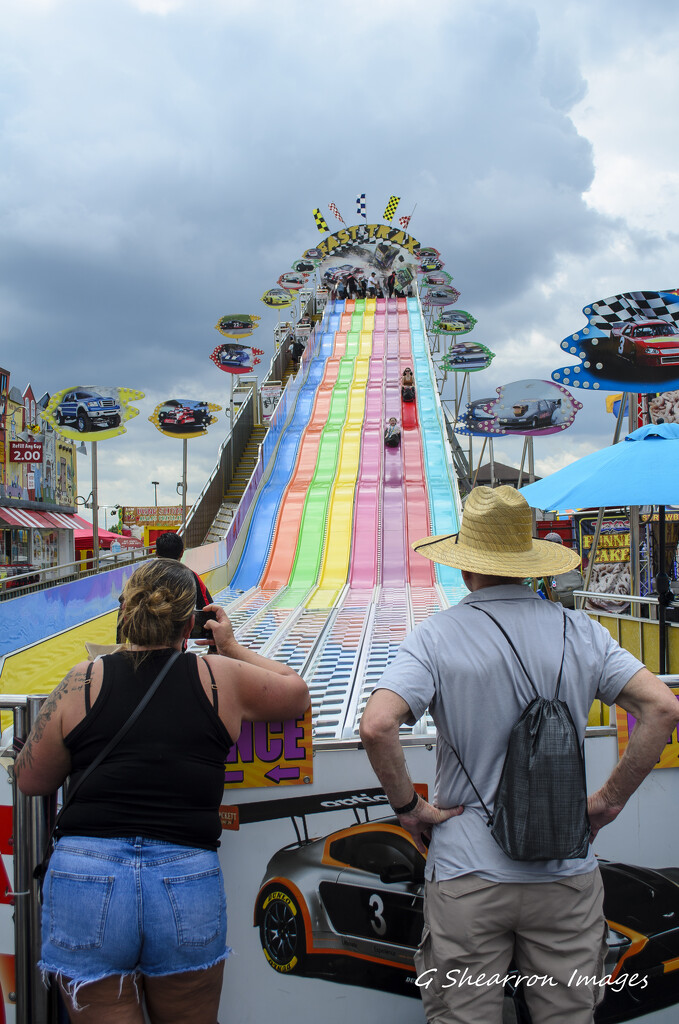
286, 332, 361, 593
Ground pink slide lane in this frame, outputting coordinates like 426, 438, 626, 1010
381, 332, 406, 586
349, 332, 384, 588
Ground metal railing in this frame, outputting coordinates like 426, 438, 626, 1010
4, 695, 59, 1023
0, 547, 153, 601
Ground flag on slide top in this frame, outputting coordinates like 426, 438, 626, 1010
356, 193, 367, 219
399, 215, 411, 230
313, 208, 330, 234
328, 202, 345, 224
383, 195, 400, 222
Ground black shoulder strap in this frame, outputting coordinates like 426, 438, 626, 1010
203, 658, 219, 712
470, 604, 567, 700
84, 660, 94, 714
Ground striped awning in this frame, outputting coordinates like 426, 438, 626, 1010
0, 508, 91, 530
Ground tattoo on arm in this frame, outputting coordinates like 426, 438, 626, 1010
15, 666, 87, 780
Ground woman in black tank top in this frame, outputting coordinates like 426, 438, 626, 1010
15, 558, 309, 1024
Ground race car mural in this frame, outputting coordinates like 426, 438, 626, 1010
214, 313, 261, 339
440, 341, 494, 374
457, 380, 582, 438
149, 398, 220, 438
210, 343, 264, 375
553, 290, 679, 392
262, 286, 295, 308
253, 811, 679, 1023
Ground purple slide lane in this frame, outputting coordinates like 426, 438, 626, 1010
348, 333, 384, 588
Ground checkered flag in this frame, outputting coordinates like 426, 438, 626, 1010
587, 291, 679, 331
399, 215, 411, 230
328, 202, 345, 225
312, 208, 329, 234
356, 193, 366, 220
383, 195, 400, 222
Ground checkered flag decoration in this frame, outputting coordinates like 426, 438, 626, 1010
356, 193, 366, 220
399, 215, 411, 230
585, 291, 679, 332
312, 208, 330, 234
328, 202, 345, 225
383, 195, 400, 222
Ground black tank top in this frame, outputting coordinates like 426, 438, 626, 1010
58, 650, 233, 850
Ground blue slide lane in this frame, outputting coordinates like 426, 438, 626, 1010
409, 302, 465, 602
228, 332, 334, 592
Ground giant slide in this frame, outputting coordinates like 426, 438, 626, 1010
218, 295, 465, 740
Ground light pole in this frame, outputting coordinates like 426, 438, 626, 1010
151, 480, 159, 506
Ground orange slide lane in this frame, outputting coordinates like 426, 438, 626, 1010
259, 338, 346, 590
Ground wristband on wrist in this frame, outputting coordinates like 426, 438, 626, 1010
392, 791, 419, 815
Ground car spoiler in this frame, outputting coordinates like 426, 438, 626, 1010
221, 784, 428, 840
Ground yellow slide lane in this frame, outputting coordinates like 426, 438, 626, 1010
310, 356, 369, 609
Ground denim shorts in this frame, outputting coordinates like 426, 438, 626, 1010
39, 836, 230, 987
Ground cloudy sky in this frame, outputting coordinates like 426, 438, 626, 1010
2, 0, 678, 519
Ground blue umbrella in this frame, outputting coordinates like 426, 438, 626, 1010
519, 423, 679, 509
520, 423, 679, 671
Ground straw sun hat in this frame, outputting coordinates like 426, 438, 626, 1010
412, 486, 581, 577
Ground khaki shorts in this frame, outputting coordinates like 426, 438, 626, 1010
414, 868, 608, 1024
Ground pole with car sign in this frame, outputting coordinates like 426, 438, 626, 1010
148, 399, 221, 530
44, 386, 143, 570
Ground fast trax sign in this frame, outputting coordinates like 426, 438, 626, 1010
224, 708, 313, 789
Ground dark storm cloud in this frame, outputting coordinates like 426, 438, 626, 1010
1, 0, 677, 501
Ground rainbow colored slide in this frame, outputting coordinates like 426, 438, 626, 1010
220, 295, 464, 739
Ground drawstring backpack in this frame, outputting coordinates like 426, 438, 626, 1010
443, 606, 591, 861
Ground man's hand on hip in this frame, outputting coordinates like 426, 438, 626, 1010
398, 796, 463, 855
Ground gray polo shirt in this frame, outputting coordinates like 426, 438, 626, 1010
377, 584, 643, 882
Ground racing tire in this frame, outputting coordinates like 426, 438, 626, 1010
109, 414, 121, 427
76, 411, 91, 433
258, 886, 307, 974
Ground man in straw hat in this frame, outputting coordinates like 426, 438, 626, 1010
360, 486, 679, 1024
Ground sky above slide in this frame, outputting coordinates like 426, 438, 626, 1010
2, 0, 679, 511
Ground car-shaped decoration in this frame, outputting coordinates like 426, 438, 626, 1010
253, 817, 679, 1022
55, 389, 121, 432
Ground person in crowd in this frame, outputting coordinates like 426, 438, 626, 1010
387, 271, 396, 297
345, 273, 358, 299
360, 486, 679, 1024
401, 367, 415, 402
540, 530, 585, 607
156, 530, 212, 608
16, 557, 310, 1024
367, 272, 378, 298
384, 416, 401, 448
289, 337, 305, 371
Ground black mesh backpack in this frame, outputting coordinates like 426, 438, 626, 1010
448, 605, 591, 861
